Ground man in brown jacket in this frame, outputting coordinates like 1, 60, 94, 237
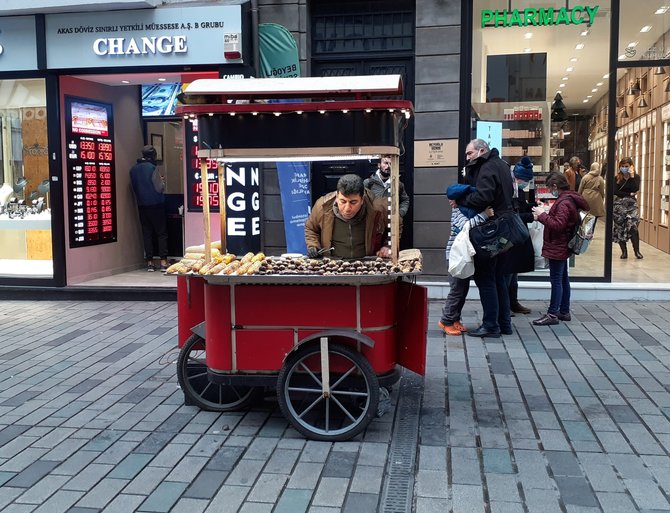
305, 174, 390, 259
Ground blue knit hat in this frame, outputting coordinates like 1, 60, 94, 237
513, 157, 533, 181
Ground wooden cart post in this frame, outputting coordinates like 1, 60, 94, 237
200, 157, 212, 263
218, 161, 227, 254
390, 153, 400, 263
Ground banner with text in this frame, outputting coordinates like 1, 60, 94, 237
259, 23, 310, 254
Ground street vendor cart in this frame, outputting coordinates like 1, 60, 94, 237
173, 75, 427, 441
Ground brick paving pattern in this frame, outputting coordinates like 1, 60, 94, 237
2, 299, 670, 512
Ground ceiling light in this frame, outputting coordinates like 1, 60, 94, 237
627, 41, 639, 48
622, 108, 630, 118
619, 54, 627, 60
640, 25, 653, 33
157, 78, 166, 82
559, 84, 566, 88
656, 6, 669, 15
655, 67, 666, 75
580, 29, 590, 36
575, 43, 585, 50
121, 80, 130, 84
587, 95, 593, 98
523, 48, 531, 53
596, 82, 603, 86
592, 89, 598, 93
665, 80, 670, 93
524, 32, 533, 39
570, 57, 578, 62
638, 96, 649, 108
583, 99, 589, 103
296, 110, 303, 115
603, 73, 610, 79
562, 76, 569, 81
566, 67, 574, 72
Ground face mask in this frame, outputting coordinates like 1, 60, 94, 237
551, 190, 560, 198
620, 167, 630, 175
517, 181, 530, 190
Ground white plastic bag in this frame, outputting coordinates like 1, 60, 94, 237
528, 221, 548, 269
448, 223, 476, 279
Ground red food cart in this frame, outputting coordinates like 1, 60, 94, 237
174, 75, 428, 441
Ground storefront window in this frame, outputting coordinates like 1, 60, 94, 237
618, 1, 670, 62
0, 79, 52, 278
472, 1, 610, 279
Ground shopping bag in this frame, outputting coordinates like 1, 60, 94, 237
528, 221, 548, 269
448, 223, 476, 279
469, 211, 530, 258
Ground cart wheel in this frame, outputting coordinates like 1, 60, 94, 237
277, 342, 379, 441
177, 334, 260, 412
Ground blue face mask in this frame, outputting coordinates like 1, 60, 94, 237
517, 181, 530, 190
620, 167, 630, 175
551, 190, 560, 198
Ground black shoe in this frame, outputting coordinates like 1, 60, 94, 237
501, 328, 514, 335
533, 313, 559, 326
557, 312, 571, 321
634, 252, 643, 259
620, 252, 627, 259
467, 326, 501, 338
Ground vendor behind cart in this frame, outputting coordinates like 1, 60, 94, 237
305, 174, 391, 259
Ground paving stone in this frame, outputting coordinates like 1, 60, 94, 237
5, 460, 61, 488
247, 474, 288, 503
482, 449, 513, 474
555, 476, 598, 507
286, 462, 323, 490
322, 451, 356, 479
273, 489, 312, 513
342, 492, 377, 513
451, 484, 484, 513
415, 497, 449, 513
138, 481, 189, 512
312, 477, 349, 507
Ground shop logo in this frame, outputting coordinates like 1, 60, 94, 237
481, 5, 599, 28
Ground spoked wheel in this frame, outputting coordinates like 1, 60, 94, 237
277, 342, 379, 441
177, 334, 260, 411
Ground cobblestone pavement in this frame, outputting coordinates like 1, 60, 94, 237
2, 299, 670, 513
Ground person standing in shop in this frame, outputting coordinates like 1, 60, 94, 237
457, 138, 514, 338
563, 156, 581, 191
613, 157, 643, 259
578, 162, 606, 219
130, 145, 169, 272
364, 155, 410, 218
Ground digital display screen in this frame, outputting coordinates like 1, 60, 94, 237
142, 83, 181, 117
185, 119, 221, 211
66, 97, 117, 247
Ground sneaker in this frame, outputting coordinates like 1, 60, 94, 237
438, 321, 463, 336
557, 312, 571, 321
147, 263, 155, 272
532, 313, 559, 326
453, 321, 467, 333
160, 263, 169, 272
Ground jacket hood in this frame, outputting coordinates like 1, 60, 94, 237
562, 190, 590, 211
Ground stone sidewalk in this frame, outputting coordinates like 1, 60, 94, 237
1, 299, 670, 513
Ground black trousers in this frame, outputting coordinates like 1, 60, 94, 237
138, 205, 168, 260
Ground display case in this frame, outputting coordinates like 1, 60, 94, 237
662, 120, 670, 227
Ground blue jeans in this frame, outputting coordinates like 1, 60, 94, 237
472, 253, 511, 333
548, 258, 570, 315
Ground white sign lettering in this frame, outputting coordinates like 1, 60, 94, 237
93, 35, 187, 56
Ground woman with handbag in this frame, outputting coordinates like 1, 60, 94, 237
531, 173, 589, 326
612, 157, 642, 259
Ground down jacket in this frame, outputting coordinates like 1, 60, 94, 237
537, 190, 589, 260
304, 190, 388, 257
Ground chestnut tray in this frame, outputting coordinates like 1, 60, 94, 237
201, 272, 420, 286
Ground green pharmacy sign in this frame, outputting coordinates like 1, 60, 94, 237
481, 5, 599, 28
